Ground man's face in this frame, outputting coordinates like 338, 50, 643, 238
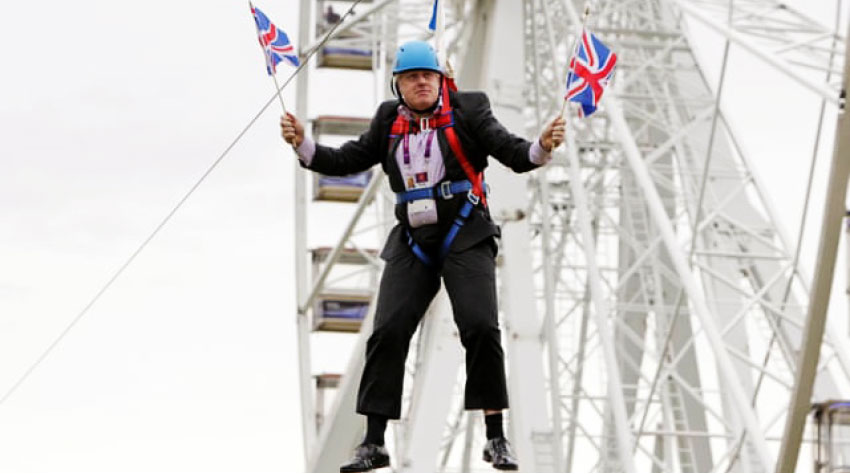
396, 70, 441, 111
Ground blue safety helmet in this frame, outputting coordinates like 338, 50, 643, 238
392, 40, 443, 75
391, 41, 443, 105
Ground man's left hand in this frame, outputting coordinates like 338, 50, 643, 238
539, 116, 566, 152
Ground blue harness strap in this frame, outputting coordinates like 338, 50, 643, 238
400, 181, 484, 268
437, 197, 475, 262
396, 179, 474, 204
406, 232, 435, 267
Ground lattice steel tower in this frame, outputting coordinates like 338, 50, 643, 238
292, 0, 850, 471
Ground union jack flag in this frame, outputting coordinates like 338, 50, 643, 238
565, 28, 617, 117
251, 3, 299, 75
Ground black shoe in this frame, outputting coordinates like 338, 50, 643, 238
339, 443, 391, 473
482, 437, 519, 471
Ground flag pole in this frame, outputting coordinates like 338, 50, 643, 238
433, 0, 445, 60
271, 73, 288, 115
561, 2, 593, 120
431, 0, 455, 88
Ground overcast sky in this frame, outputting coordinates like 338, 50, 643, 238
0, 1, 848, 473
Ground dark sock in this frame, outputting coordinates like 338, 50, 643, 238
485, 412, 504, 440
363, 415, 387, 446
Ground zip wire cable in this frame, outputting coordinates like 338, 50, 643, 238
0, 0, 366, 408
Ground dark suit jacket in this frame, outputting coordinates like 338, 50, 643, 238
303, 91, 541, 260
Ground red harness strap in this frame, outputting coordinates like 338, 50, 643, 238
389, 77, 487, 206
389, 111, 453, 136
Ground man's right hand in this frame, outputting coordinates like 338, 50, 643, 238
280, 112, 304, 148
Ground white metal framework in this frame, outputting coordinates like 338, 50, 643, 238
292, 0, 850, 471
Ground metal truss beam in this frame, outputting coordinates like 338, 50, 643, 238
463, 0, 557, 470
672, 0, 842, 104
295, 0, 850, 471
776, 22, 850, 472
295, 0, 316, 464
608, 93, 773, 467
565, 136, 637, 471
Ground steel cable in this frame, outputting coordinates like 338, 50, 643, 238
0, 0, 367, 408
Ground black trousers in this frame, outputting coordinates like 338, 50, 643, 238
356, 237, 509, 419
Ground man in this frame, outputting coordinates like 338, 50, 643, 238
324, 5, 340, 26
281, 41, 565, 472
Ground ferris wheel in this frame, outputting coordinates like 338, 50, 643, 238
290, 0, 850, 471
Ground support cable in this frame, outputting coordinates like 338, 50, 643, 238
0, 0, 366, 409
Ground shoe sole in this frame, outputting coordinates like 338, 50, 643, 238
339, 458, 390, 473
483, 452, 518, 471
493, 464, 518, 471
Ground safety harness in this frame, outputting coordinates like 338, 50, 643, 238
390, 77, 487, 268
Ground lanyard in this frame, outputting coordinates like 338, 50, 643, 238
402, 129, 436, 168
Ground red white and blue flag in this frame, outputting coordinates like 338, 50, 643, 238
565, 29, 617, 117
251, 3, 299, 75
